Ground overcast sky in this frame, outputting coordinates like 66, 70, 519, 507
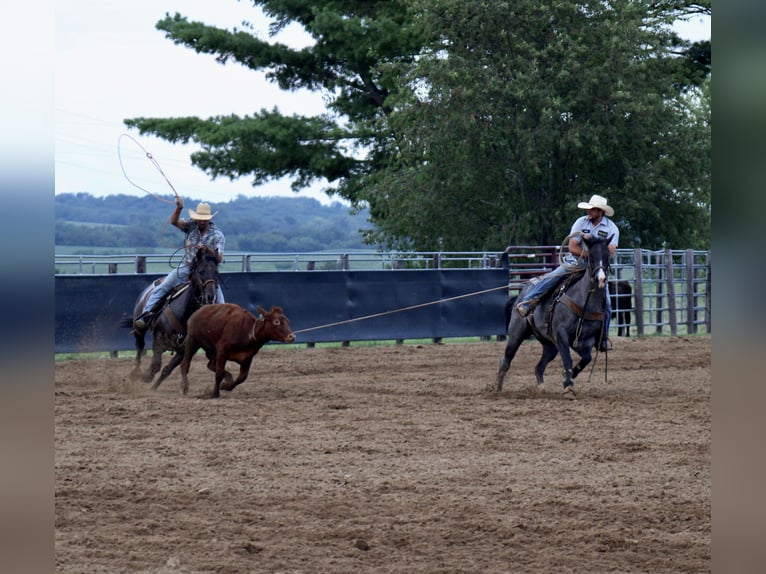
55, 1, 710, 208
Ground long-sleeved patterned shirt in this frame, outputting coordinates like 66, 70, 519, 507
178, 220, 225, 265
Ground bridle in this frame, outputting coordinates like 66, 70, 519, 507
584, 243, 610, 293
189, 253, 220, 305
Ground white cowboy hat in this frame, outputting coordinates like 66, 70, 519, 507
577, 194, 614, 217
188, 202, 218, 220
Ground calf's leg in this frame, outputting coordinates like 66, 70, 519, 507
179, 338, 200, 396
220, 357, 254, 392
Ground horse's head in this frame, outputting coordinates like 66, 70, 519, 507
582, 234, 612, 290
190, 246, 220, 304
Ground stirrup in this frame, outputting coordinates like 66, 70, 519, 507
134, 311, 154, 331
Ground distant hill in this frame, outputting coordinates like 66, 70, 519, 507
55, 193, 373, 252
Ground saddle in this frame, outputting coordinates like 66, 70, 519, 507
527, 270, 592, 333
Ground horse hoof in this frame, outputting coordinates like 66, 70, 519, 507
562, 386, 577, 400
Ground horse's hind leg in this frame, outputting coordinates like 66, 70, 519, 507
495, 319, 531, 392
534, 342, 559, 389
129, 333, 146, 380
144, 345, 163, 384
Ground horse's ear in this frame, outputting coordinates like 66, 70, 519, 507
606, 234, 614, 245
196, 246, 205, 259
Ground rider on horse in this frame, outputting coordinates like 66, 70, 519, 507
514, 194, 619, 351
134, 198, 226, 333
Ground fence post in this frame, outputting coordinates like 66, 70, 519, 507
242, 254, 251, 272
665, 249, 678, 335
432, 253, 441, 269
655, 254, 664, 335
686, 249, 696, 334
337, 254, 349, 270
136, 256, 146, 274
633, 249, 644, 336
705, 252, 712, 333
108, 263, 118, 274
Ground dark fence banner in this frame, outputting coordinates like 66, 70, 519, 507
55, 269, 509, 353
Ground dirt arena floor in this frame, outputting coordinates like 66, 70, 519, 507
55, 335, 710, 573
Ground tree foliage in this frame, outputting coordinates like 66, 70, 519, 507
367, 0, 711, 250
55, 193, 370, 252
124, 0, 710, 250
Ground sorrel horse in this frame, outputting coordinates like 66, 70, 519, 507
119, 246, 221, 384
495, 234, 613, 399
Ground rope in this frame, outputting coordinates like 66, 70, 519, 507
558, 231, 586, 270
118, 133, 179, 203
292, 284, 509, 335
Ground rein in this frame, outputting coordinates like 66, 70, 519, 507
560, 254, 609, 348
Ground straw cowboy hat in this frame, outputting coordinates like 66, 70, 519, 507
188, 202, 218, 221
577, 194, 614, 217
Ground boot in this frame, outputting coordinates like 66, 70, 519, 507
515, 301, 532, 317
134, 311, 155, 333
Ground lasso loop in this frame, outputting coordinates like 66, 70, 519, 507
118, 133, 179, 203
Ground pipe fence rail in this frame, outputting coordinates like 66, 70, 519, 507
55, 247, 711, 339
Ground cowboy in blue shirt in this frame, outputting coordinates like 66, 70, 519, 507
515, 194, 619, 352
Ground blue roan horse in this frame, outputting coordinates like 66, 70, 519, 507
496, 234, 613, 399
119, 246, 221, 385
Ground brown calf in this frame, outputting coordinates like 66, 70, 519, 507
179, 303, 295, 398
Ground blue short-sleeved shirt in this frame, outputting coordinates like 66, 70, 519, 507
569, 215, 619, 248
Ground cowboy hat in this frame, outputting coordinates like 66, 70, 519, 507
188, 202, 218, 221
577, 194, 614, 217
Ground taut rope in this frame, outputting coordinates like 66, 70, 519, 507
292, 284, 509, 335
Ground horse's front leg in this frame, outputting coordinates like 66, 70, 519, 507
534, 342, 559, 388
555, 331, 577, 399
151, 349, 184, 392
571, 344, 594, 380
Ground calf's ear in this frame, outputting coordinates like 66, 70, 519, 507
257, 305, 267, 316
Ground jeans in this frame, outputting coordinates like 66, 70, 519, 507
518, 256, 612, 338
143, 265, 224, 313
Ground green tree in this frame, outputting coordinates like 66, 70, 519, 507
365, 0, 711, 249
124, 0, 710, 250
125, 1, 422, 204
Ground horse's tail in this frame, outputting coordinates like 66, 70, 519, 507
117, 313, 134, 329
